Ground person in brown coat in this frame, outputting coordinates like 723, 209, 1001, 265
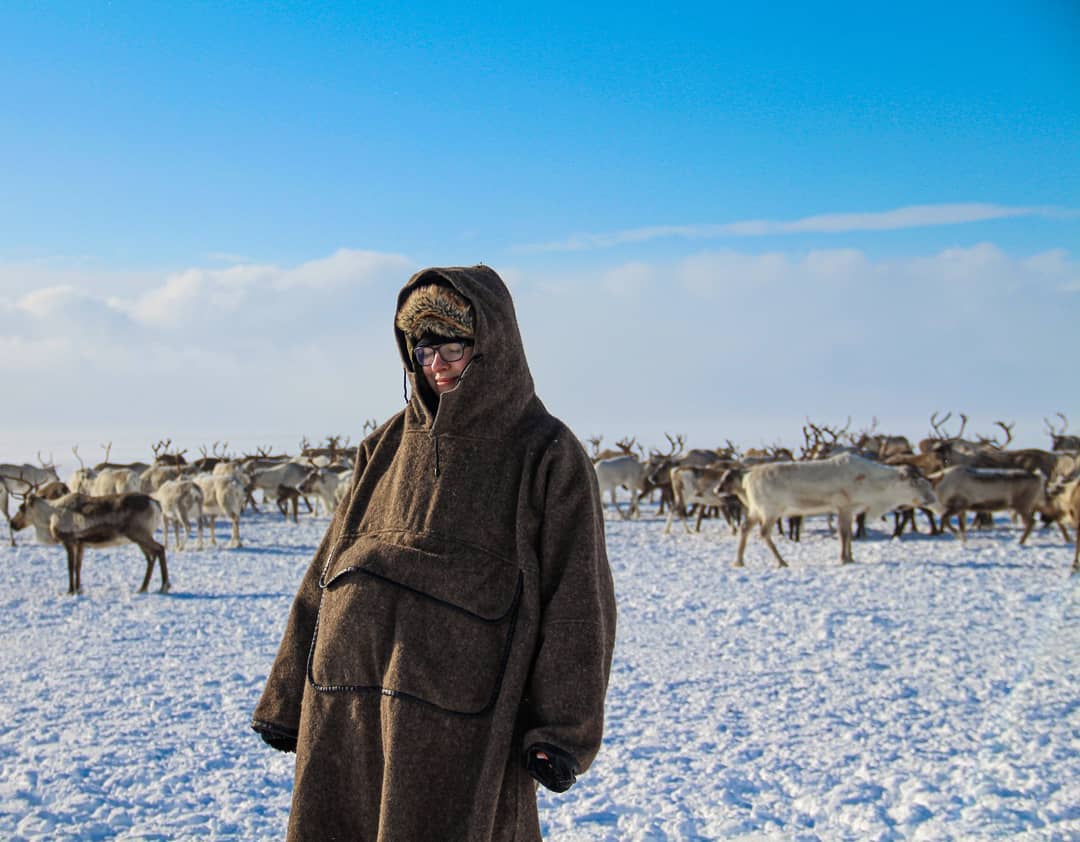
252, 264, 617, 841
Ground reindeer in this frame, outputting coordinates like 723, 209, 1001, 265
716, 454, 937, 567
188, 441, 232, 474
1045, 413, 1080, 452
638, 433, 686, 515
0, 457, 60, 545
91, 441, 149, 473
152, 478, 205, 550
663, 463, 742, 535
853, 417, 913, 460
89, 467, 142, 496
193, 473, 244, 548
918, 411, 970, 456
11, 488, 168, 594
150, 438, 188, 467
299, 467, 343, 516
594, 455, 647, 519
591, 436, 643, 462
68, 446, 99, 493
929, 466, 1047, 544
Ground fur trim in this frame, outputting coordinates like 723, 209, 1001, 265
396, 284, 474, 340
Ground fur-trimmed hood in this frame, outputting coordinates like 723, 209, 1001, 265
394, 266, 536, 436
395, 283, 475, 341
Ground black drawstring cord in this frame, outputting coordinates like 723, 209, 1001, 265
434, 436, 441, 477
402, 370, 409, 403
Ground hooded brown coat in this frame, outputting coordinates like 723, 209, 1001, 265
252, 265, 617, 841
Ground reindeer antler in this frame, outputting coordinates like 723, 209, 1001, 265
930, 411, 952, 439
994, 420, 1015, 448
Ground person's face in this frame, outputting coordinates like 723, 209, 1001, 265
417, 340, 475, 395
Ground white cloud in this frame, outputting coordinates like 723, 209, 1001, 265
114, 249, 412, 330
515, 203, 1061, 253
507, 244, 1079, 451
1, 243, 1075, 461
602, 262, 654, 297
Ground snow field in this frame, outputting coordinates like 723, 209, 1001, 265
0, 506, 1076, 840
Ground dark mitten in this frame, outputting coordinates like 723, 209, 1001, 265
252, 720, 297, 754
526, 743, 579, 793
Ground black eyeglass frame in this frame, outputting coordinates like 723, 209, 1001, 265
412, 339, 474, 367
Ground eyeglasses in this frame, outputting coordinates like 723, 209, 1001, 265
413, 339, 473, 367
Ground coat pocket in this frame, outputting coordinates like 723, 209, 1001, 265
307, 532, 521, 716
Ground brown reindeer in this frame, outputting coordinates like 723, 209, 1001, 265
11, 489, 168, 594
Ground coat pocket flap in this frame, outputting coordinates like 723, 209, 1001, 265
321, 531, 520, 622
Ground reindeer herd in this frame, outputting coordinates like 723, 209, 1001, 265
0, 429, 374, 595
2, 413, 1077, 595
589, 412, 1080, 573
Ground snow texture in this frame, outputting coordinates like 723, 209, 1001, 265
0, 505, 1076, 841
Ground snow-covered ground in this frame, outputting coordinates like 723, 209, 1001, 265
0, 503, 1076, 841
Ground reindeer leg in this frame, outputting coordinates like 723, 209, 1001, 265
74, 543, 84, 595
734, 518, 753, 567
157, 541, 169, 592
1017, 512, 1035, 546
837, 511, 853, 563
663, 503, 676, 535
138, 543, 154, 593
760, 519, 788, 568
611, 490, 627, 520
65, 542, 76, 594
230, 515, 242, 548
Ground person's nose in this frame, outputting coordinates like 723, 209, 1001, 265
431, 350, 450, 371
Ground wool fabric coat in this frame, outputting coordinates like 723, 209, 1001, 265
252, 265, 617, 841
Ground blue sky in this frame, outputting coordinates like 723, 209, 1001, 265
1, 1, 1077, 464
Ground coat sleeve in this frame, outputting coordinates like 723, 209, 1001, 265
520, 435, 617, 781
250, 444, 368, 751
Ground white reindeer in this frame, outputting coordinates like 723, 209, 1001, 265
716, 453, 938, 567
0, 461, 60, 545
193, 474, 245, 548
89, 467, 141, 496
153, 478, 205, 550
593, 455, 647, 519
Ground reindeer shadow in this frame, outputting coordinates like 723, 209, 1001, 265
163, 591, 291, 601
